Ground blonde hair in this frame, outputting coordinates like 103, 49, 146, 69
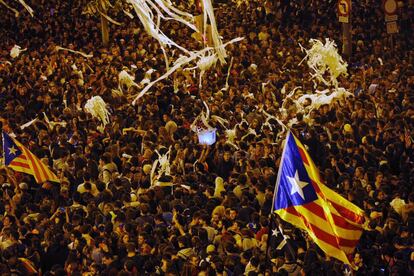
214, 176, 225, 198
212, 205, 225, 218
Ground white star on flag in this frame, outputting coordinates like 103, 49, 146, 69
8, 146, 18, 155
272, 229, 280, 237
288, 170, 309, 200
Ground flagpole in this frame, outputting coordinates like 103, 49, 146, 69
269, 131, 298, 264
266, 131, 290, 270
271, 130, 290, 213
264, 212, 274, 270
1, 132, 5, 167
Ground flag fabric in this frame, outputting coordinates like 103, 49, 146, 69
273, 132, 365, 266
266, 214, 294, 259
2, 132, 59, 183
18, 257, 38, 274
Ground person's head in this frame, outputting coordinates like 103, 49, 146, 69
223, 151, 232, 162
102, 253, 113, 266
376, 190, 386, 201
199, 213, 210, 226
238, 174, 248, 186
99, 154, 111, 166
229, 209, 237, 221
354, 252, 363, 266
65, 261, 79, 274
83, 172, 91, 182
355, 167, 364, 178
3, 203, 12, 214
2, 215, 15, 227
84, 182, 92, 191
137, 233, 146, 246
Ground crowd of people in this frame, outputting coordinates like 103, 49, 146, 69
0, 0, 413, 275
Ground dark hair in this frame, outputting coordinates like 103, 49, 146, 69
238, 174, 247, 185
82, 171, 90, 181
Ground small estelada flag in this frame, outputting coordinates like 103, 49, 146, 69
2, 132, 59, 184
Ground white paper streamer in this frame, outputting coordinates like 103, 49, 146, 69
84, 96, 111, 127
154, 0, 196, 30
225, 128, 239, 149
43, 112, 67, 129
97, 8, 122, 25
191, 101, 214, 133
55, 46, 93, 58
119, 69, 139, 92
295, 87, 352, 112
0, 0, 19, 17
82, 0, 121, 25
20, 118, 38, 130
197, 52, 218, 73
201, 0, 227, 63
131, 37, 243, 104
16, 0, 33, 17
127, 0, 193, 55
261, 110, 288, 144
0, 61, 12, 66
300, 38, 348, 88
123, 8, 134, 18
196, 52, 217, 87
150, 158, 158, 186
377, 58, 383, 66
10, 45, 26, 58
140, 68, 156, 85
222, 57, 234, 91
156, 146, 172, 176
151, 146, 172, 186
124, 0, 242, 102
190, 101, 218, 146
211, 115, 229, 128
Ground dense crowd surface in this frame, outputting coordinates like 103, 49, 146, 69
0, 0, 413, 275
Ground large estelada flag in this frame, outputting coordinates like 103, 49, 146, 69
273, 132, 365, 266
2, 132, 59, 183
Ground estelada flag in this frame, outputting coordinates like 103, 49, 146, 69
273, 132, 365, 266
2, 132, 59, 183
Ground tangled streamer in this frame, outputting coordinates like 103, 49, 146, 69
125, 0, 243, 102
55, 46, 93, 58
84, 96, 111, 127
300, 38, 348, 88
10, 45, 26, 58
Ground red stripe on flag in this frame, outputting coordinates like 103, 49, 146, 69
22, 148, 42, 182
30, 150, 51, 181
297, 146, 309, 165
329, 200, 365, 224
14, 154, 27, 160
285, 207, 359, 249
304, 202, 362, 231
10, 161, 30, 169
310, 179, 322, 194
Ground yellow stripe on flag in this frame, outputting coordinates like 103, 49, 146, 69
276, 208, 353, 265
13, 139, 59, 183
274, 132, 365, 268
